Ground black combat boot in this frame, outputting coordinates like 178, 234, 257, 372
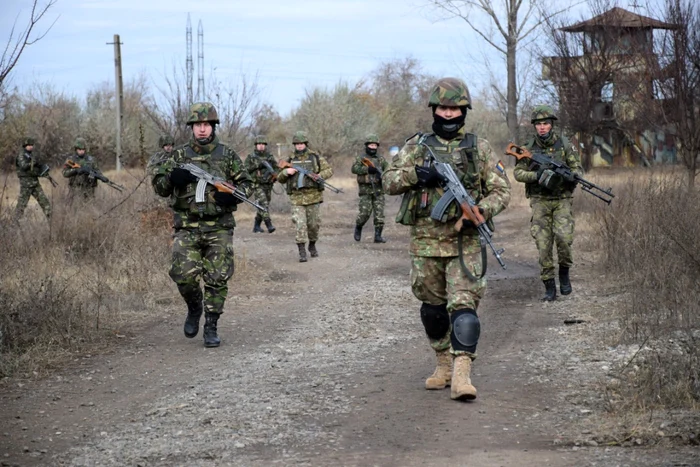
203, 312, 221, 348
354, 224, 363, 242
264, 218, 276, 233
559, 267, 572, 295
542, 278, 557, 302
374, 225, 386, 243
183, 290, 204, 338
308, 241, 319, 257
253, 218, 264, 233
297, 243, 308, 262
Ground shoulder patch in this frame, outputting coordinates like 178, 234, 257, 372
495, 160, 505, 174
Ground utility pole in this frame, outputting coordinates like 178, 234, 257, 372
197, 20, 204, 100
107, 34, 124, 171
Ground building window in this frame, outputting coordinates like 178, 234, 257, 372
601, 82, 614, 102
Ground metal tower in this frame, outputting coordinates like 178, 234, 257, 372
197, 20, 204, 101
186, 13, 193, 105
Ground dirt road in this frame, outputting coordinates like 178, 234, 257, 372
1, 192, 696, 466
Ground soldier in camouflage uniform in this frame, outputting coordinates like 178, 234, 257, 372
276, 131, 333, 262
62, 137, 99, 200
244, 135, 277, 233
514, 105, 582, 301
147, 134, 175, 175
151, 102, 253, 348
14, 137, 52, 220
351, 133, 389, 243
384, 78, 511, 401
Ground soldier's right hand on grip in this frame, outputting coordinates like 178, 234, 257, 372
170, 168, 198, 188
367, 166, 378, 175
414, 165, 445, 188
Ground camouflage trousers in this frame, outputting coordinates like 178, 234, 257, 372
291, 203, 321, 243
15, 178, 51, 219
411, 249, 486, 357
169, 228, 234, 315
253, 184, 273, 221
529, 197, 575, 280
355, 192, 385, 227
68, 185, 96, 203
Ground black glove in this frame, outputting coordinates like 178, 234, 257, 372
77, 166, 90, 175
415, 165, 445, 188
213, 191, 240, 206
536, 167, 562, 189
169, 168, 198, 187
367, 166, 378, 175
562, 171, 577, 183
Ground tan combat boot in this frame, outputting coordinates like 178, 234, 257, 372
450, 355, 477, 401
425, 349, 453, 390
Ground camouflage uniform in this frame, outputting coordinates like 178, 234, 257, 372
244, 135, 277, 232
276, 131, 333, 261
62, 138, 99, 200
351, 133, 390, 242
384, 77, 511, 401
513, 105, 582, 300
14, 138, 52, 220
152, 102, 253, 347
147, 134, 175, 177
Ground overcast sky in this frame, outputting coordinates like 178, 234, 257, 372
3, 0, 500, 116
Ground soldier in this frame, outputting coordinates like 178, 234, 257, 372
62, 137, 99, 200
383, 77, 510, 401
276, 131, 333, 263
351, 133, 389, 243
244, 135, 277, 233
148, 134, 175, 170
513, 105, 582, 301
151, 102, 253, 348
14, 137, 52, 220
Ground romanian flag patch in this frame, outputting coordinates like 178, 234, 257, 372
495, 160, 506, 174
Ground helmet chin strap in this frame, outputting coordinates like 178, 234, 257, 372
194, 127, 216, 145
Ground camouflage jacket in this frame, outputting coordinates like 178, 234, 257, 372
351, 151, 389, 196
151, 136, 253, 231
513, 133, 582, 199
62, 154, 99, 188
16, 150, 45, 178
244, 150, 278, 185
383, 131, 511, 257
276, 149, 333, 206
147, 150, 174, 177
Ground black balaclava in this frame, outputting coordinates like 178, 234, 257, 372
432, 106, 467, 140
365, 145, 377, 156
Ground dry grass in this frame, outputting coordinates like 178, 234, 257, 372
590, 168, 700, 413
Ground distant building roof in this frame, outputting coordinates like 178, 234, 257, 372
561, 7, 678, 32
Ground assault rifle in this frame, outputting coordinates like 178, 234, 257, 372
38, 164, 58, 188
178, 162, 267, 212
64, 160, 124, 192
420, 142, 507, 281
361, 157, 383, 192
259, 159, 278, 182
504, 143, 614, 204
278, 161, 343, 194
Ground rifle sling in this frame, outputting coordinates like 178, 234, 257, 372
458, 228, 488, 282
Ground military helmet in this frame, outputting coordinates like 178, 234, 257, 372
186, 102, 220, 125
531, 105, 558, 124
74, 137, 87, 150
22, 137, 36, 147
364, 133, 380, 145
254, 135, 268, 145
428, 77, 472, 109
292, 131, 308, 144
158, 134, 175, 147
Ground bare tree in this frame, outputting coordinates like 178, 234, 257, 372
144, 62, 191, 145
208, 72, 263, 154
654, 0, 700, 188
426, 0, 548, 142
0, 0, 58, 88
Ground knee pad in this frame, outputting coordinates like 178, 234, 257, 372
420, 303, 450, 340
450, 309, 481, 353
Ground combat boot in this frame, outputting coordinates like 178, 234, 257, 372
425, 349, 453, 390
253, 218, 264, 233
450, 355, 477, 401
542, 278, 557, 301
354, 224, 363, 242
183, 290, 204, 338
297, 243, 308, 263
308, 241, 319, 258
559, 267, 572, 295
373, 225, 386, 243
264, 218, 276, 233
203, 312, 221, 348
